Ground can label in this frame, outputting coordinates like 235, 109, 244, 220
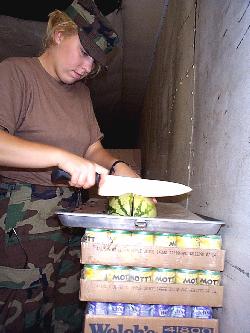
84, 264, 107, 281
124, 303, 141, 316
198, 270, 221, 285
153, 268, 176, 284
131, 231, 154, 246
109, 230, 131, 245
83, 228, 109, 244
87, 302, 96, 315
154, 233, 177, 247
176, 269, 199, 285
151, 304, 171, 317
108, 302, 125, 316
199, 235, 222, 249
192, 306, 213, 319
130, 267, 153, 283
170, 305, 192, 318
176, 234, 200, 248
107, 266, 130, 282
87, 302, 108, 315
139, 304, 152, 317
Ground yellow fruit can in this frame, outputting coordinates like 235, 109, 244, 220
130, 267, 153, 283
176, 269, 199, 285
152, 268, 176, 284
131, 231, 154, 246
198, 270, 221, 286
176, 234, 200, 248
83, 264, 107, 281
109, 229, 131, 245
84, 228, 109, 244
154, 233, 177, 247
199, 235, 222, 250
106, 265, 130, 282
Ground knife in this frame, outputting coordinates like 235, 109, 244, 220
51, 169, 192, 197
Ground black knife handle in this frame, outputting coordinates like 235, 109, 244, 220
51, 168, 101, 184
51, 169, 71, 183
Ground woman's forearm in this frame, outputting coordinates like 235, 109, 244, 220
85, 141, 140, 178
0, 130, 63, 168
0, 131, 109, 188
85, 141, 117, 170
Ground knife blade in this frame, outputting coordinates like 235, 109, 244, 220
98, 174, 191, 197
51, 169, 192, 197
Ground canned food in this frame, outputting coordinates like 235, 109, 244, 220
151, 304, 171, 317
131, 231, 154, 246
107, 302, 125, 316
139, 304, 153, 317
152, 268, 176, 284
84, 228, 109, 244
107, 265, 130, 282
176, 234, 200, 248
86, 302, 96, 315
176, 269, 199, 285
192, 306, 213, 319
154, 233, 177, 247
87, 302, 108, 315
83, 264, 107, 281
170, 305, 192, 318
130, 267, 153, 283
198, 270, 221, 286
199, 234, 222, 249
124, 303, 140, 316
109, 230, 131, 245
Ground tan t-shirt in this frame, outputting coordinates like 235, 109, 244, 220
0, 57, 103, 185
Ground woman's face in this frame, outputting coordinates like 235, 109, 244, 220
52, 32, 95, 84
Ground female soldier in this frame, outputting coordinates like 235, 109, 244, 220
0, 1, 138, 332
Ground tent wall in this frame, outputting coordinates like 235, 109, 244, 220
140, 1, 250, 331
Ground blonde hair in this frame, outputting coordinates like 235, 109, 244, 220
42, 10, 101, 77
43, 10, 78, 50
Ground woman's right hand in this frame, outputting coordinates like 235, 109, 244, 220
57, 151, 108, 189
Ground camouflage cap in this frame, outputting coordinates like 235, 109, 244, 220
65, 0, 119, 66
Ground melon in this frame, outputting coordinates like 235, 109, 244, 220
108, 193, 157, 217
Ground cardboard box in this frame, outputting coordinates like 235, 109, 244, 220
81, 242, 225, 271
80, 280, 223, 307
84, 315, 219, 333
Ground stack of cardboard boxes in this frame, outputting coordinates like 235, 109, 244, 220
79, 201, 224, 333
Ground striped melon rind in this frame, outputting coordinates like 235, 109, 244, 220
108, 193, 157, 217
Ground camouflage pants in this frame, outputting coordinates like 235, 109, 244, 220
0, 183, 86, 333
